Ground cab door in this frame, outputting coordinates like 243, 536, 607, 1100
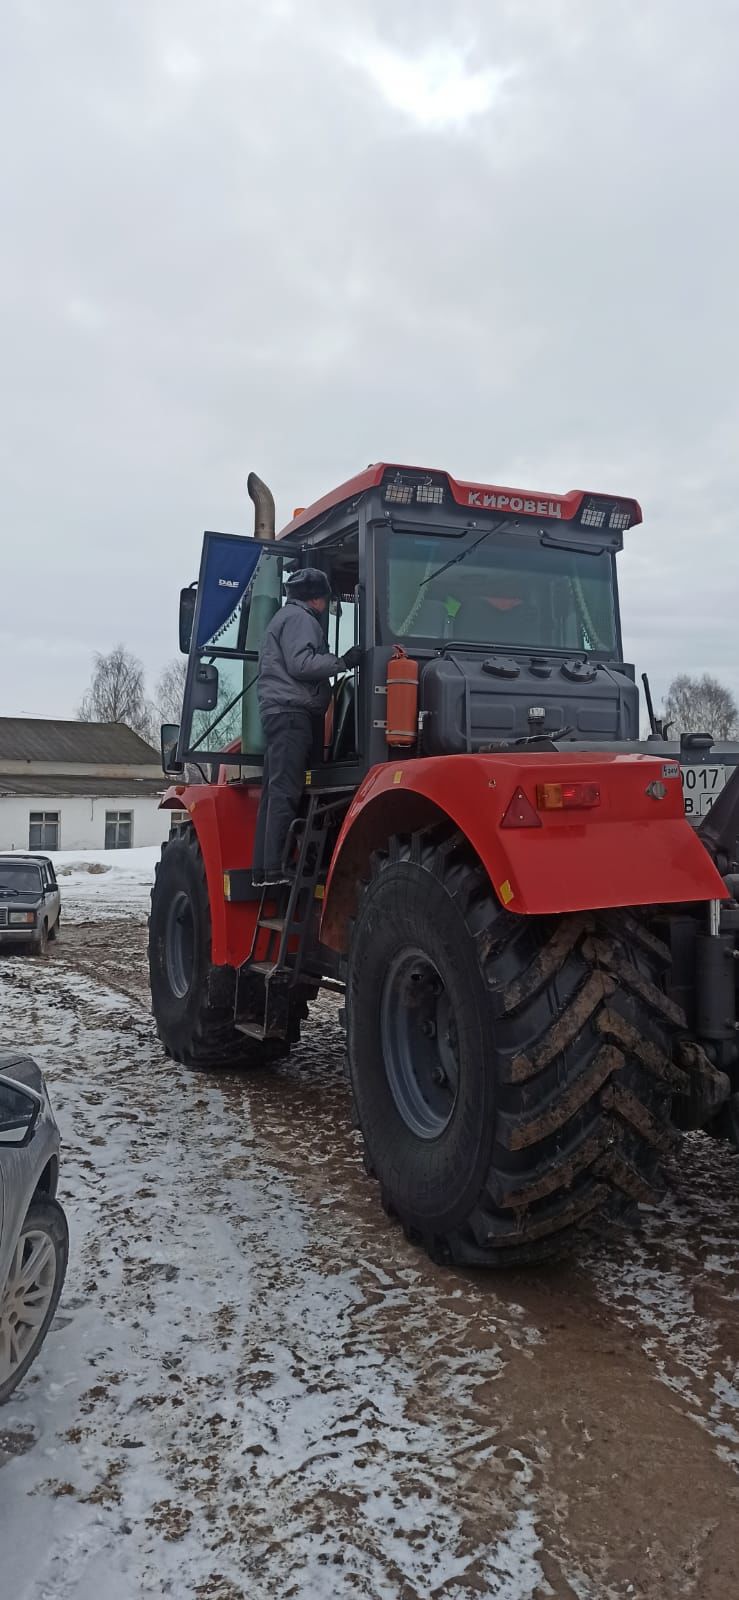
178, 533, 284, 770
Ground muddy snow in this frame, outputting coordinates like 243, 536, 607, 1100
0, 853, 737, 1598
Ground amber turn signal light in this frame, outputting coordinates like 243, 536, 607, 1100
536, 782, 601, 811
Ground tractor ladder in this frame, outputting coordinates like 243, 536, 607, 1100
233, 790, 352, 1043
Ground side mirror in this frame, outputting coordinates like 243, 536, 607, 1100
0, 1076, 42, 1148
161, 723, 184, 776
191, 662, 219, 712
179, 584, 197, 655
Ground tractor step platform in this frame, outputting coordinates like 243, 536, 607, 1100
233, 789, 353, 1042
235, 1020, 268, 1041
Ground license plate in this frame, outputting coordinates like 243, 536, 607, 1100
681, 764, 728, 817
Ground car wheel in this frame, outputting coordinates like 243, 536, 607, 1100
48, 913, 60, 942
0, 1197, 69, 1404
30, 921, 48, 957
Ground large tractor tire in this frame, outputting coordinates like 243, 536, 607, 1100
346, 830, 687, 1267
148, 828, 293, 1069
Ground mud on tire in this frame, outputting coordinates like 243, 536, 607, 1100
345, 829, 687, 1267
148, 828, 292, 1069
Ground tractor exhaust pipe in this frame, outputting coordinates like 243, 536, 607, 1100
247, 472, 276, 540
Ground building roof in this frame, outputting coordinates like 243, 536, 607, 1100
0, 775, 166, 799
0, 718, 159, 765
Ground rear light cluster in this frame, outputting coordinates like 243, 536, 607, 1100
536, 782, 600, 811
500, 781, 601, 829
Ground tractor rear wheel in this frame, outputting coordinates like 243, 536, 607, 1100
148, 828, 291, 1069
346, 830, 686, 1267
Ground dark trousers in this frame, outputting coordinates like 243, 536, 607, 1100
252, 709, 315, 875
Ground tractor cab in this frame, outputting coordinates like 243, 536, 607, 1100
166, 463, 642, 790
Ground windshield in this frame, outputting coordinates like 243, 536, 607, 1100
0, 862, 42, 895
379, 529, 619, 655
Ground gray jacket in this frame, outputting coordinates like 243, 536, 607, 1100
258, 600, 343, 717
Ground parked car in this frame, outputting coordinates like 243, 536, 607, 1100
0, 855, 61, 956
0, 1052, 68, 1403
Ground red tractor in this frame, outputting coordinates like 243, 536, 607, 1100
149, 464, 739, 1266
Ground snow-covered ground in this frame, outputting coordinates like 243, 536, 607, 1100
0, 879, 737, 1597
50, 847, 159, 924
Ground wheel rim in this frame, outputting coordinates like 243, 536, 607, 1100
380, 947, 460, 1140
165, 890, 195, 999
0, 1227, 57, 1386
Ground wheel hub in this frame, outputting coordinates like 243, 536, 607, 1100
380, 948, 460, 1140
165, 890, 195, 999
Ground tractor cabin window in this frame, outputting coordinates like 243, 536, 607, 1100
380, 530, 618, 656
29, 811, 60, 851
105, 810, 133, 849
324, 534, 360, 762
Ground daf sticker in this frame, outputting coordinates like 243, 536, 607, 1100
218, 578, 240, 589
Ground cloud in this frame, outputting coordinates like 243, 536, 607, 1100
1, 0, 738, 721
345, 40, 516, 129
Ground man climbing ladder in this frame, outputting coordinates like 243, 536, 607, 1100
252, 567, 362, 885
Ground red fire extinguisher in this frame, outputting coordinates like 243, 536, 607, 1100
386, 646, 419, 747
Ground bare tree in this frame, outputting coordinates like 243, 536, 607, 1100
662, 673, 739, 740
155, 658, 187, 725
78, 645, 155, 743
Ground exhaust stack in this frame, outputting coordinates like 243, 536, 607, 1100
247, 472, 276, 540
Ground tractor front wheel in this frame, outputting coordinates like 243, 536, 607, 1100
148, 828, 289, 1069
346, 830, 685, 1267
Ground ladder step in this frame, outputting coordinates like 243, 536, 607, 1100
258, 916, 287, 931
236, 1020, 267, 1040
248, 959, 279, 976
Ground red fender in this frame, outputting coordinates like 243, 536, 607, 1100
321, 751, 726, 953
160, 782, 261, 967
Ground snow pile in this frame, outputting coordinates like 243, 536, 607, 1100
50, 847, 160, 923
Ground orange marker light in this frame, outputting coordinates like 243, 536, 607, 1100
536, 782, 601, 811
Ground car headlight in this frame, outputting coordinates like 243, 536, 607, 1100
8, 911, 36, 925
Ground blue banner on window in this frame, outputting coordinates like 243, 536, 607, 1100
195, 534, 265, 649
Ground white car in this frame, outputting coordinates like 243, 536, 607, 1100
0, 1052, 68, 1403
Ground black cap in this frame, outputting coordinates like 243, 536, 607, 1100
285, 567, 331, 601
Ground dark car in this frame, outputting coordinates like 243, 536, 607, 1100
0, 1052, 68, 1403
0, 855, 61, 956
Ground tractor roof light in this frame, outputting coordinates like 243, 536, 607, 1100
536, 782, 601, 811
383, 470, 446, 508
580, 496, 633, 532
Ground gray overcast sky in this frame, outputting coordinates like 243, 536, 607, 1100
2, 0, 738, 720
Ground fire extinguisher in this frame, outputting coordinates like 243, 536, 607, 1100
386, 646, 419, 747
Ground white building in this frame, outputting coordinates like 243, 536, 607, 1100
0, 718, 174, 852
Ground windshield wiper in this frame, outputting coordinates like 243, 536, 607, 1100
418, 517, 509, 588
0, 888, 20, 897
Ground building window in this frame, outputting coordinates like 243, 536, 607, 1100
105, 810, 133, 849
29, 811, 60, 851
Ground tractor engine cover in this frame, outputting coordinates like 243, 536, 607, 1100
419, 650, 639, 754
